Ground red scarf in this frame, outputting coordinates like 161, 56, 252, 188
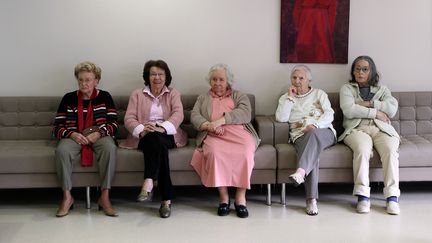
77, 89, 97, 167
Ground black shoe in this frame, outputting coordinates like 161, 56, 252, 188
159, 203, 171, 218
234, 203, 249, 218
217, 201, 230, 216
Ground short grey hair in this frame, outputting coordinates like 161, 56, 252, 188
291, 64, 312, 81
206, 63, 235, 87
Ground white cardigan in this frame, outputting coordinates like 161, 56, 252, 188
275, 88, 336, 142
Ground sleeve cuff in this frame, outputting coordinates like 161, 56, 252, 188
132, 124, 144, 138
160, 121, 176, 135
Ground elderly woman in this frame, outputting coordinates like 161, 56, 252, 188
275, 64, 336, 215
190, 64, 260, 218
54, 61, 118, 217
339, 56, 400, 215
121, 60, 187, 218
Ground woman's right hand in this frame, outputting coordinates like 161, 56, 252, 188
70, 132, 90, 145
288, 86, 297, 97
376, 110, 390, 123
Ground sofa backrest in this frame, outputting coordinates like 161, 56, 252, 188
0, 94, 255, 140
391, 92, 432, 136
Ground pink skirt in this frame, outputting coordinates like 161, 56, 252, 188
191, 124, 255, 189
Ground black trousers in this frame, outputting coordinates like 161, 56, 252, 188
138, 132, 175, 201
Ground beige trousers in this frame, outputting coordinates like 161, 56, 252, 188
55, 136, 117, 191
344, 120, 400, 198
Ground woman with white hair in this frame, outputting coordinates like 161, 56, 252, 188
190, 64, 260, 218
275, 64, 336, 215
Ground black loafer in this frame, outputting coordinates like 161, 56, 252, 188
159, 203, 171, 218
217, 201, 230, 216
234, 203, 249, 218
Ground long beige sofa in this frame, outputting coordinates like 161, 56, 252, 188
0, 95, 276, 207
275, 92, 432, 204
1, 92, 432, 207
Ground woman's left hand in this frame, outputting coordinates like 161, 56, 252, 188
86, 131, 102, 144
144, 123, 166, 133
213, 126, 224, 136
357, 101, 372, 108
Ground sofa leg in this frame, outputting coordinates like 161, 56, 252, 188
281, 183, 286, 206
86, 186, 91, 209
266, 184, 272, 206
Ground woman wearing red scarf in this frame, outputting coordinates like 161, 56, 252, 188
53, 62, 118, 217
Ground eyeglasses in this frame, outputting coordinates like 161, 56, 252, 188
150, 72, 165, 78
354, 67, 370, 74
78, 78, 96, 85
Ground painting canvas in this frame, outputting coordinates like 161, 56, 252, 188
280, 0, 350, 64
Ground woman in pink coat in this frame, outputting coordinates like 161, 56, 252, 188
121, 60, 187, 218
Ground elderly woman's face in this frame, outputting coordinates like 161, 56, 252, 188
210, 69, 228, 96
291, 69, 310, 93
77, 71, 98, 96
353, 60, 371, 85
149, 66, 166, 91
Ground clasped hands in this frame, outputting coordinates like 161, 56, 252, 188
202, 118, 225, 136
139, 122, 166, 138
71, 129, 101, 145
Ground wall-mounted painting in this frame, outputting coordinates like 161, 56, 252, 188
280, 0, 350, 64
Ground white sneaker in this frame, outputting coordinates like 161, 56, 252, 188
306, 200, 318, 216
288, 172, 305, 186
356, 200, 370, 214
386, 201, 400, 215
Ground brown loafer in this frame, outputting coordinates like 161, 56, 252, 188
98, 198, 118, 217
56, 199, 74, 217
159, 203, 171, 218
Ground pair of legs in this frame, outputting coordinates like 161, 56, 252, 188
138, 132, 175, 207
55, 136, 117, 216
292, 128, 336, 214
217, 187, 249, 218
344, 122, 400, 214
218, 187, 247, 205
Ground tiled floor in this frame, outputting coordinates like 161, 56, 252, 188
1, 183, 431, 243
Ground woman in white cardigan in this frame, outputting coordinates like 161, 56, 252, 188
275, 64, 336, 215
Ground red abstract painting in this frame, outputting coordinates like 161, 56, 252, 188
280, 0, 350, 63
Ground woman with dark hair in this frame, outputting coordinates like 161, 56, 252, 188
339, 56, 401, 215
121, 60, 187, 218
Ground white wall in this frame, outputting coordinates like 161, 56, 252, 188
1, 0, 431, 115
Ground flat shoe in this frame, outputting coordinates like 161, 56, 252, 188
159, 203, 171, 218
98, 198, 118, 217
356, 200, 370, 214
137, 190, 153, 202
217, 201, 230, 216
234, 203, 249, 218
288, 172, 305, 187
306, 201, 318, 216
56, 199, 74, 217
386, 201, 400, 215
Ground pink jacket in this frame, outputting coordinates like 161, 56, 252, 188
120, 87, 187, 149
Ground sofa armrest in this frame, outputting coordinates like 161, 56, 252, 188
254, 116, 274, 145
270, 116, 290, 144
